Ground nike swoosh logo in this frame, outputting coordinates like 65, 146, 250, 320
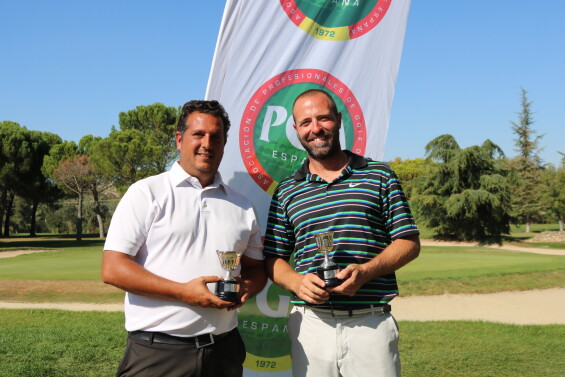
348, 183, 363, 187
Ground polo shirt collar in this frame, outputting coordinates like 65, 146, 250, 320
169, 161, 227, 190
292, 150, 367, 182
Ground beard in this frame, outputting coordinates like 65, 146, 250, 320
299, 128, 341, 160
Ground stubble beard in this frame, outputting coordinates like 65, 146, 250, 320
300, 130, 341, 161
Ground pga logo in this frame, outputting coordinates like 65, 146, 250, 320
280, 0, 392, 41
259, 104, 348, 163
239, 69, 367, 194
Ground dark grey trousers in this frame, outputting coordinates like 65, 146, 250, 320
116, 329, 246, 377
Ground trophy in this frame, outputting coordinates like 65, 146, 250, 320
314, 232, 340, 287
215, 250, 243, 303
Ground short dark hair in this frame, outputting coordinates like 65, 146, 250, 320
292, 89, 339, 120
177, 100, 231, 139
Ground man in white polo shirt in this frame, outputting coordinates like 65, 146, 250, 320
102, 100, 266, 377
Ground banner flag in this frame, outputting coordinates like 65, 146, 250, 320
206, 1, 411, 375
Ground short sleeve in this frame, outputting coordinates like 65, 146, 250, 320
381, 167, 419, 240
103, 183, 156, 255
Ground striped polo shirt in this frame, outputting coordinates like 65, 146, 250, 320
264, 151, 419, 308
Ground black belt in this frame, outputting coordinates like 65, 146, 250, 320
129, 328, 234, 348
306, 304, 391, 317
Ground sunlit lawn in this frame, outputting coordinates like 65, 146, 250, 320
416, 223, 563, 241
0, 233, 564, 377
1, 238, 564, 300
0, 309, 563, 377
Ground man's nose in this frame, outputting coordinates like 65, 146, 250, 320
201, 134, 211, 149
311, 120, 323, 134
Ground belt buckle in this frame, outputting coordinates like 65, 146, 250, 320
330, 307, 353, 317
195, 334, 215, 349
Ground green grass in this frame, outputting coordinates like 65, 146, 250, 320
507, 240, 565, 249
417, 223, 563, 241
1, 238, 564, 299
397, 246, 565, 295
509, 223, 561, 234
400, 321, 565, 377
399, 270, 565, 296
0, 248, 103, 280
0, 309, 125, 377
0, 234, 564, 376
0, 309, 563, 377
0, 237, 105, 251
400, 246, 565, 280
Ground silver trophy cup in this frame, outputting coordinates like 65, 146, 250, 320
314, 232, 340, 287
215, 250, 242, 303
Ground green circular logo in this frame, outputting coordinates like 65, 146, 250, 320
280, 0, 392, 40
239, 69, 367, 194
239, 281, 293, 372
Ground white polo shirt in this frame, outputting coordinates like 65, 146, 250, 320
104, 161, 264, 337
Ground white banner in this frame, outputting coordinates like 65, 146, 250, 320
206, 1, 411, 375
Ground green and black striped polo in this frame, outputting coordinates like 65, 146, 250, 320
264, 150, 419, 308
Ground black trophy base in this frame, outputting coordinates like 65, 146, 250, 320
323, 277, 341, 288
215, 280, 240, 303
317, 266, 341, 288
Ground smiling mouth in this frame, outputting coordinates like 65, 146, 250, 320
197, 152, 214, 159
308, 136, 330, 145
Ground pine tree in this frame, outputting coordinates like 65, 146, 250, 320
411, 134, 511, 243
508, 88, 546, 233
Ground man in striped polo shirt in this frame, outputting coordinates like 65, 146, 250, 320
264, 89, 420, 377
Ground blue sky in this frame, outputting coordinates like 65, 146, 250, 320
1, 1, 564, 166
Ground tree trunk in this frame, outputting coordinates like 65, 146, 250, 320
76, 192, 83, 241
29, 199, 39, 237
525, 222, 531, 233
560, 219, 564, 232
3, 191, 14, 237
91, 189, 105, 238
0, 188, 6, 238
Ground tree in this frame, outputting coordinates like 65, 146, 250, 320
411, 134, 511, 243
0, 122, 65, 237
43, 137, 117, 238
0, 121, 24, 236
543, 164, 565, 231
79, 135, 114, 238
507, 88, 546, 232
0, 122, 47, 236
42, 141, 86, 240
67, 103, 178, 198
90, 128, 159, 194
389, 157, 435, 199
16, 130, 63, 236
42, 141, 80, 177
118, 103, 178, 172
53, 155, 96, 241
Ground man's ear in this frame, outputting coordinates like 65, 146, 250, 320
175, 131, 183, 150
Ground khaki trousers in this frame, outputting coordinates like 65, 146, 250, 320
288, 306, 401, 377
